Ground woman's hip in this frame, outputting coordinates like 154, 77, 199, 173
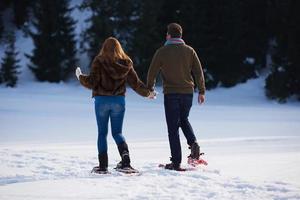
94, 95, 125, 103
94, 95, 125, 114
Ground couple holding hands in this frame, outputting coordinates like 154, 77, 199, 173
75, 23, 205, 173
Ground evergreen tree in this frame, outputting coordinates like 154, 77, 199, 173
0, 0, 10, 12
12, 0, 33, 28
80, 0, 114, 62
213, 1, 259, 87
27, 0, 77, 82
179, 0, 219, 89
80, 0, 268, 87
0, 32, 20, 87
180, 0, 264, 88
81, 0, 138, 64
0, 0, 33, 29
112, 0, 139, 50
0, 1, 9, 40
238, 0, 268, 71
130, 0, 164, 82
265, 0, 300, 102
0, 12, 3, 40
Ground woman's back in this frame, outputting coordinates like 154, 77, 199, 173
79, 57, 150, 97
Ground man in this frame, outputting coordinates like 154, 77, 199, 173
147, 23, 205, 170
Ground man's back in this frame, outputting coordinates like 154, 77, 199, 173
147, 43, 205, 95
146, 23, 205, 170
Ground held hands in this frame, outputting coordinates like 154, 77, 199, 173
75, 67, 82, 80
148, 91, 157, 99
198, 94, 205, 105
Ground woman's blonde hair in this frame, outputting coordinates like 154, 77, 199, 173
98, 37, 132, 64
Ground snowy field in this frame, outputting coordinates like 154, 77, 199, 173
1, 78, 300, 199
2, 0, 299, 198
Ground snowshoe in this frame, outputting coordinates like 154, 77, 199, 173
114, 142, 139, 174
91, 152, 109, 174
158, 163, 187, 171
114, 161, 139, 174
187, 152, 208, 167
91, 166, 110, 174
115, 166, 139, 174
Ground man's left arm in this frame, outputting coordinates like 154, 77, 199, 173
191, 50, 206, 104
191, 50, 205, 94
147, 50, 161, 91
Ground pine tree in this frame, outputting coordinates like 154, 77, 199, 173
179, 0, 219, 89
0, 32, 20, 87
0, 0, 33, 30
81, 0, 139, 66
27, 0, 77, 82
238, 0, 268, 72
113, 0, 139, 50
184, 1, 267, 88
0, 12, 3, 40
130, 0, 164, 82
80, 0, 115, 62
12, 0, 32, 28
265, 0, 300, 102
213, 1, 260, 87
0, 1, 8, 40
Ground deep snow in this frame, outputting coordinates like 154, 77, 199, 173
1, 77, 299, 143
1, 0, 300, 198
0, 78, 300, 200
0, 139, 300, 200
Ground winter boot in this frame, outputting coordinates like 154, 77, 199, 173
92, 152, 108, 174
115, 142, 133, 170
164, 157, 185, 171
99, 152, 108, 171
164, 162, 181, 171
188, 142, 200, 160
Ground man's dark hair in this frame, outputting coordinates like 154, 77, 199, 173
167, 23, 183, 38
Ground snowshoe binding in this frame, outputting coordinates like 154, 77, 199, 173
159, 162, 186, 171
115, 142, 139, 174
187, 142, 208, 167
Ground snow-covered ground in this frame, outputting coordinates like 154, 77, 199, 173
0, 139, 300, 200
2, 0, 299, 198
1, 78, 300, 199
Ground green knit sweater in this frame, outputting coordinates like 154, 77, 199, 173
147, 43, 206, 95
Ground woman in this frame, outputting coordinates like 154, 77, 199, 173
75, 37, 155, 174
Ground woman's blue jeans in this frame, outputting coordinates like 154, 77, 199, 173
94, 96, 126, 154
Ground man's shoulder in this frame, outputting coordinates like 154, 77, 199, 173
156, 45, 167, 52
158, 44, 194, 52
181, 44, 195, 53
153, 46, 168, 57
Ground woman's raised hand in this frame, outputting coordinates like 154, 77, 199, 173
75, 67, 82, 80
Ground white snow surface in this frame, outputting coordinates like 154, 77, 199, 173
0, 1, 300, 197
1, 77, 300, 199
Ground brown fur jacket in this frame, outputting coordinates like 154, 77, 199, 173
79, 56, 150, 97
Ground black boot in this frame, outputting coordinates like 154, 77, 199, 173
165, 162, 181, 170
164, 157, 183, 171
188, 142, 200, 159
116, 142, 132, 169
92, 152, 108, 174
98, 152, 108, 171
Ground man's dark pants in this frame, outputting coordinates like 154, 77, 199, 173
164, 93, 197, 165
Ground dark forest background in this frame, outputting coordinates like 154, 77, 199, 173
0, 0, 299, 102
